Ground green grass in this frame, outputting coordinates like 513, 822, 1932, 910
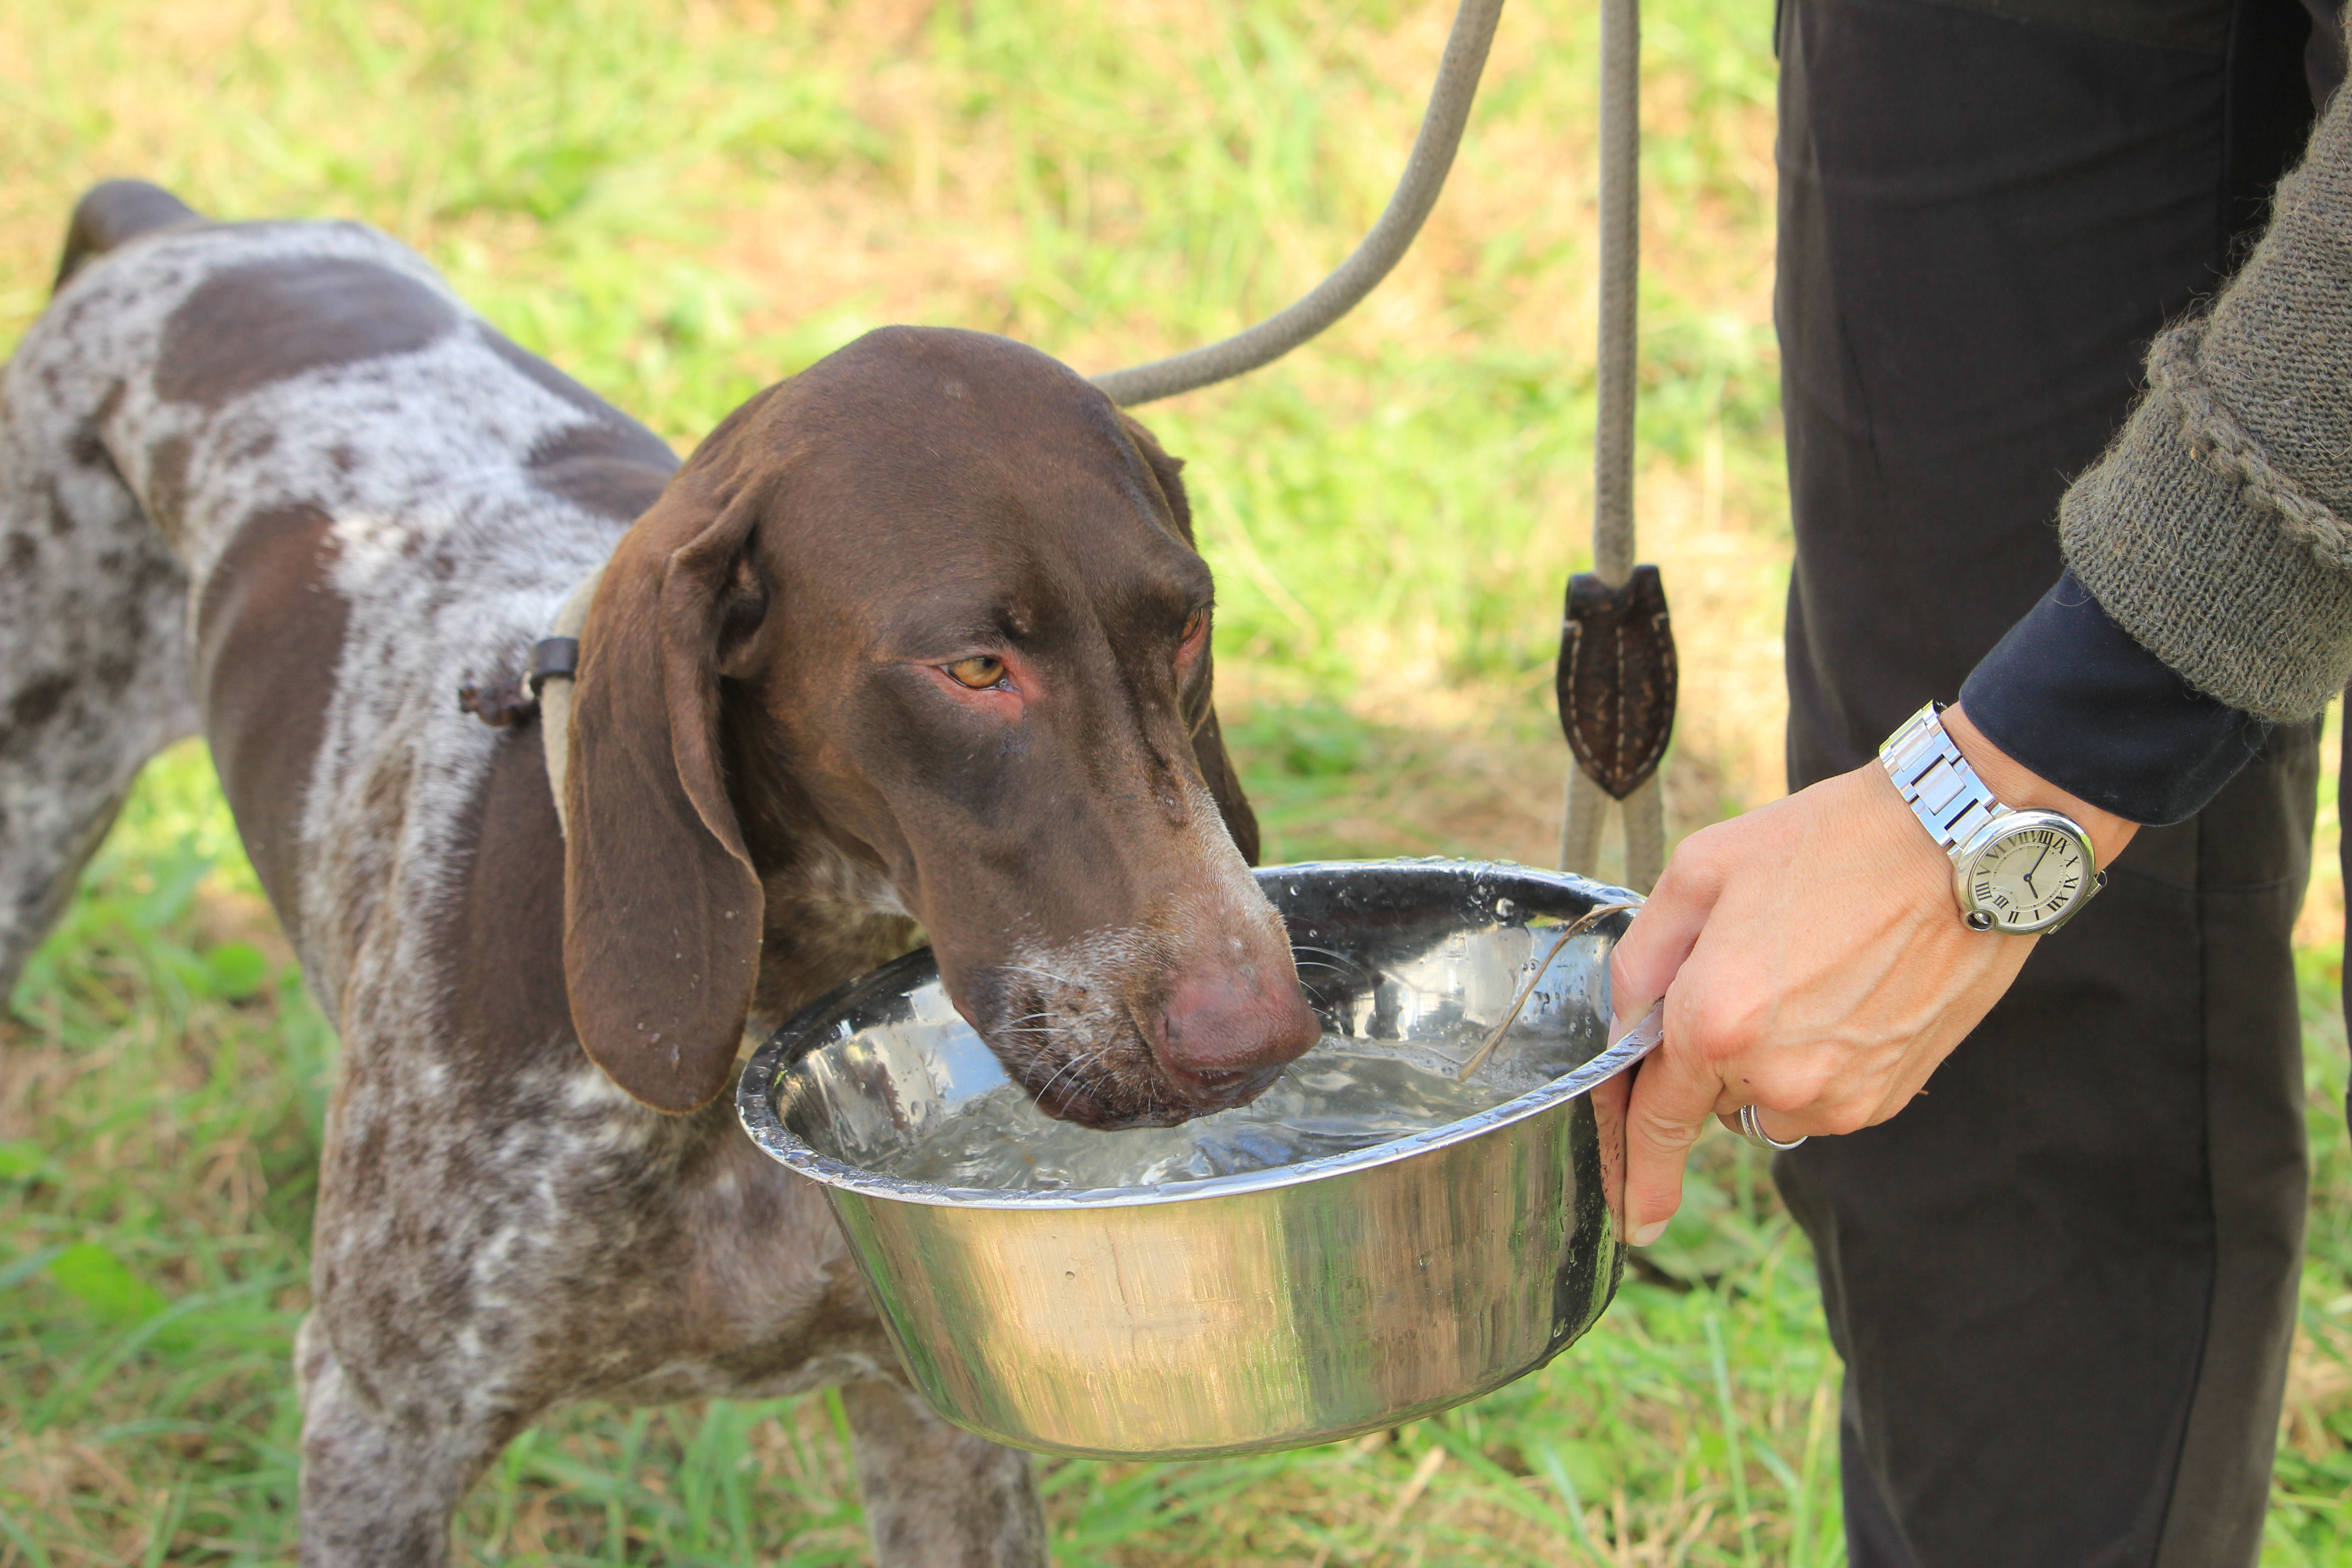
2, 0, 2347, 1563
13, 745, 2347, 1564
4, 748, 1858, 1565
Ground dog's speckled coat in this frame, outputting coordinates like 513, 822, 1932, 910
0, 185, 1314, 1565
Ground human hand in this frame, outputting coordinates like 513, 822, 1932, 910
1605, 706, 2136, 1245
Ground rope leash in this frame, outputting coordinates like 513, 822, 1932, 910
1556, 0, 1674, 893
1091, 0, 1507, 408
1093, 0, 1676, 894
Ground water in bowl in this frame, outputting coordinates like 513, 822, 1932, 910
869, 1019, 1589, 1192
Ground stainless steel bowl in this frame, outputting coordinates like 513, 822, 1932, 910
736, 860, 1644, 1459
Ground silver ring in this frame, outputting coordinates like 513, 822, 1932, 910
1738, 1103, 1807, 1152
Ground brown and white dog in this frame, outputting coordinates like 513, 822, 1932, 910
0, 181, 1319, 1565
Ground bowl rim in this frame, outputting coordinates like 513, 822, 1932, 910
735, 858, 1646, 1211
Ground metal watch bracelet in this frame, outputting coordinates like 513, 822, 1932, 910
1878, 702, 2002, 857
1877, 701, 2106, 935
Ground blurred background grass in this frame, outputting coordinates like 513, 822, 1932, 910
0, 0, 2346, 1563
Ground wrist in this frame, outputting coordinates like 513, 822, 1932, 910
1943, 703, 2137, 867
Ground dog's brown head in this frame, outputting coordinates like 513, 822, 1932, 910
560, 326, 1319, 1127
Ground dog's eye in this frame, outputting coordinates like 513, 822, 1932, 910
1180, 611, 1207, 650
947, 656, 1008, 690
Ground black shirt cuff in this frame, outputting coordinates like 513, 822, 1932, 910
1957, 569, 2267, 827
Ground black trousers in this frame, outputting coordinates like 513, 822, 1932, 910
1773, 0, 2332, 1561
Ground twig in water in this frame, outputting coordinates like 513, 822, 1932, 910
1455, 901, 1642, 1082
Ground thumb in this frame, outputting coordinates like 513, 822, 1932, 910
1608, 841, 1723, 1036
1622, 1021, 1725, 1245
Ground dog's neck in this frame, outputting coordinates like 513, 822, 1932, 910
532, 559, 917, 1039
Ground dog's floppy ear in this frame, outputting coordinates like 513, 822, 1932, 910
562, 468, 767, 1113
1120, 412, 1264, 866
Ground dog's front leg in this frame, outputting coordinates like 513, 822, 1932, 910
294, 1314, 518, 1568
840, 1380, 1045, 1567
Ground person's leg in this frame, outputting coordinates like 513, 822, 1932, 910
1787, 738, 2314, 1566
1773, 0, 2318, 1560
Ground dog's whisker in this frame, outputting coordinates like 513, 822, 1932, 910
1289, 945, 1372, 979
1032, 1047, 1107, 1107
1000, 962, 1084, 987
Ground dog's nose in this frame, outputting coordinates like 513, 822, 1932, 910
1157, 961, 1321, 1102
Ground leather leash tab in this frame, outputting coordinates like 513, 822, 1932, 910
456, 636, 580, 729
456, 679, 534, 728
1556, 564, 1676, 800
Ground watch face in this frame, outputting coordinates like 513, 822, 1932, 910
1962, 820, 2093, 932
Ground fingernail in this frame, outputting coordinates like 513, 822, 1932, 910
1632, 1219, 1667, 1247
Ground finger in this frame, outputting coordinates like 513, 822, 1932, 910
1607, 851, 1723, 1036
1622, 1026, 1727, 1244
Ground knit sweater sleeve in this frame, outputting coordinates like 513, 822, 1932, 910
2058, 85, 2352, 723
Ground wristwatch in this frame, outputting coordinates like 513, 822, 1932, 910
1878, 702, 2106, 934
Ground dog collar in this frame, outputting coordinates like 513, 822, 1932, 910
535, 566, 604, 840
527, 635, 579, 695
455, 566, 604, 839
